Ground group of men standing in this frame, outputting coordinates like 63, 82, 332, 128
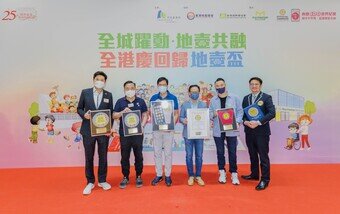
77, 71, 275, 195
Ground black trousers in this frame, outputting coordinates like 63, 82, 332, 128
83, 135, 109, 184
245, 134, 270, 181
120, 135, 144, 179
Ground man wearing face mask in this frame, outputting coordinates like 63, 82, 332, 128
149, 77, 179, 187
179, 85, 207, 186
112, 81, 148, 189
209, 78, 243, 185
241, 77, 275, 191
77, 71, 114, 195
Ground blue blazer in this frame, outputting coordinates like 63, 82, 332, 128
77, 88, 114, 137
242, 92, 275, 136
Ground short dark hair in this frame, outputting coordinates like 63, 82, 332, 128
45, 114, 55, 122
157, 77, 168, 85
123, 80, 136, 87
188, 85, 200, 92
30, 116, 41, 125
288, 122, 299, 129
93, 71, 107, 81
214, 78, 225, 83
249, 77, 263, 85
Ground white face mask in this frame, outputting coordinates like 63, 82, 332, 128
94, 80, 105, 89
158, 86, 167, 93
125, 90, 136, 98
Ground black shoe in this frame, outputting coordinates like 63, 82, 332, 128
136, 176, 143, 188
151, 176, 163, 186
241, 174, 259, 180
119, 177, 129, 189
165, 176, 172, 187
255, 180, 269, 191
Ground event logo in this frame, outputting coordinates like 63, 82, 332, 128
1, 8, 37, 21
186, 12, 214, 20
187, 12, 195, 20
291, 9, 336, 22
252, 10, 268, 21
291, 9, 300, 22
156, 10, 180, 23
220, 13, 246, 19
300, 10, 336, 21
277, 9, 289, 21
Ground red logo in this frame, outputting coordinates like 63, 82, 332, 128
291, 9, 300, 22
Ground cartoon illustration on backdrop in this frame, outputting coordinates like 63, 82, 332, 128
63, 122, 82, 149
42, 114, 61, 144
199, 81, 214, 106
48, 85, 79, 113
297, 114, 313, 150
28, 102, 43, 144
285, 122, 300, 150
284, 100, 316, 151
27, 85, 84, 148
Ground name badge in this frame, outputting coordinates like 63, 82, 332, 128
104, 98, 109, 103
128, 103, 134, 108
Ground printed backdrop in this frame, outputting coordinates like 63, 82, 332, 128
0, 0, 339, 168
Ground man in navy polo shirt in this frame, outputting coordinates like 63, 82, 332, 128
113, 81, 148, 189
149, 77, 179, 187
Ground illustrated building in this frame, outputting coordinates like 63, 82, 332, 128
268, 89, 305, 121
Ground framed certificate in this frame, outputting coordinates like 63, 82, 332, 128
216, 108, 237, 132
244, 104, 264, 121
187, 108, 210, 139
90, 109, 112, 136
151, 100, 175, 131
122, 110, 142, 137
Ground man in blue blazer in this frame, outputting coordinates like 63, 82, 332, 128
241, 77, 275, 190
77, 71, 114, 195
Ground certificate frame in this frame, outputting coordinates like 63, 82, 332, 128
216, 108, 237, 132
122, 110, 143, 137
187, 108, 210, 139
90, 109, 112, 137
244, 104, 264, 121
151, 100, 175, 131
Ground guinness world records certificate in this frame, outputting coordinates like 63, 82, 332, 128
187, 108, 210, 139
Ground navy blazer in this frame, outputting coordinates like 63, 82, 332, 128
77, 88, 114, 137
242, 92, 275, 136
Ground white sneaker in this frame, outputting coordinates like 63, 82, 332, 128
218, 170, 226, 184
98, 182, 111, 190
307, 147, 311, 150
83, 183, 94, 195
231, 172, 240, 185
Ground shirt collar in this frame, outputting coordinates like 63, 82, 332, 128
157, 90, 170, 99
124, 96, 137, 102
251, 91, 261, 97
93, 87, 103, 95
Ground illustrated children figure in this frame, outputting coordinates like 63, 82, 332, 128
297, 114, 313, 150
63, 94, 71, 106
70, 95, 78, 107
29, 115, 41, 144
285, 122, 299, 150
44, 114, 60, 143
65, 122, 82, 149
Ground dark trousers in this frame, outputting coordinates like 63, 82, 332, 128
245, 134, 270, 181
213, 134, 238, 173
82, 135, 109, 184
120, 135, 144, 179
